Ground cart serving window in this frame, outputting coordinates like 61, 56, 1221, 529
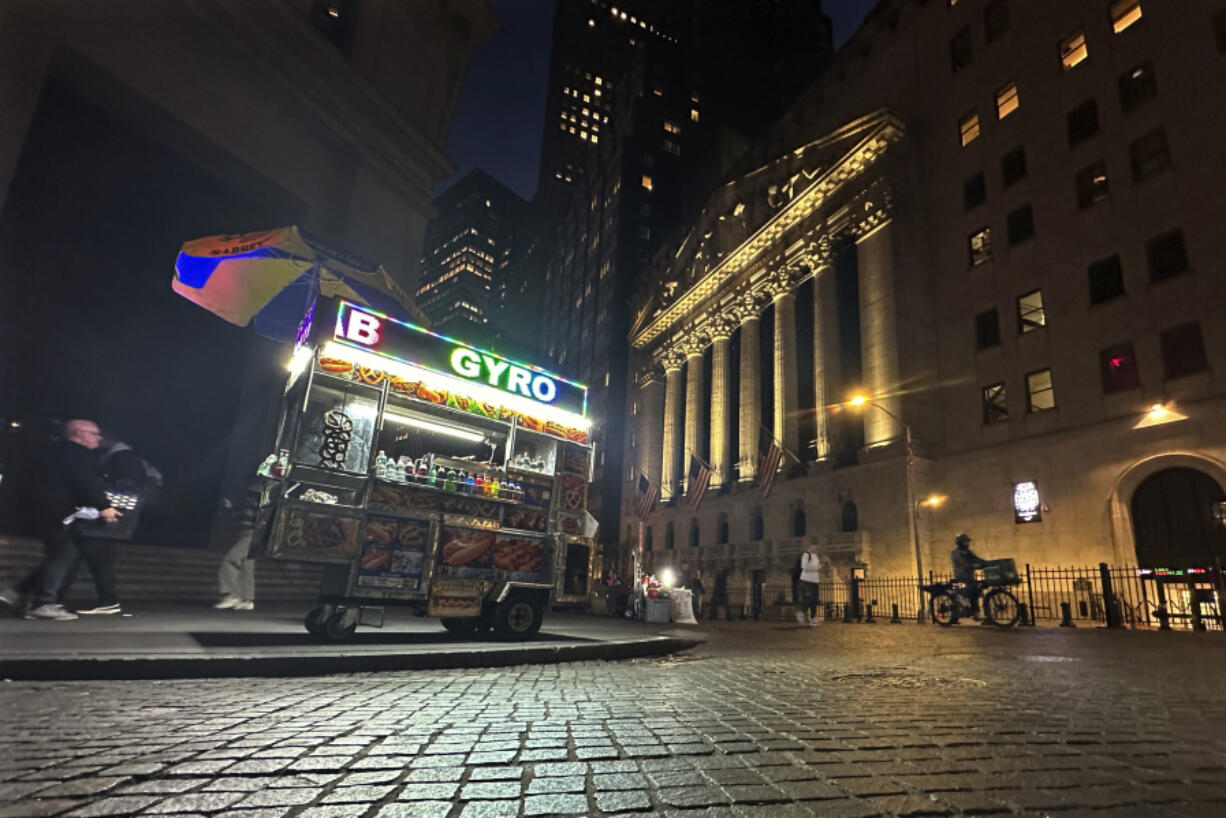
252, 298, 597, 641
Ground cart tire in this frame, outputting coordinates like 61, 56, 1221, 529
304, 608, 328, 637
984, 588, 1020, 628
324, 611, 357, 641
493, 594, 543, 641
440, 617, 478, 636
930, 593, 959, 627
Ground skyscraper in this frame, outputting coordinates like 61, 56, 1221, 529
532, 0, 834, 563
417, 170, 526, 347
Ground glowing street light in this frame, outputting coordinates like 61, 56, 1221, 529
920, 493, 947, 509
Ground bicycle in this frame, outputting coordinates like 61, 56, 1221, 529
922, 559, 1022, 628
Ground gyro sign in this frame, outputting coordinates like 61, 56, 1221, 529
332, 301, 586, 415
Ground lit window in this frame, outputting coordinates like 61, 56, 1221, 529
588, 18, 595, 27
641, 174, 653, 191
604, 371, 610, 387
1060, 30, 1088, 69
1017, 289, 1046, 334
690, 109, 699, 122
1100, 342, 1140, 393
595, 76, 603, 85
982, 383, 1009, 425
663, 121, 681, 134
594, 88, 601, 96
1026, 369, 1056, 412
591, 134, 598, 144
969, 227, 992, 266
959, 111, 981, 146
1075, 161, 1110, 209
996, 82, 1020, 119
1110, 0, 1142, 33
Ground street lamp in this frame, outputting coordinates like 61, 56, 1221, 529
846, 393, 926, 622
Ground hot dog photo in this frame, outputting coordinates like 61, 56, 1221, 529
437, 525, 497, 578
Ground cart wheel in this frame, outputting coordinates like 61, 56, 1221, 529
324, 610, 357, 641
440, 617, 478, 636
304, 608, 328, 637
984, 588, 1020, 628
493, 594, 543, 641
930, 593, 959, 627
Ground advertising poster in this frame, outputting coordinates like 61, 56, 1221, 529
437, 525, 498, 580
491, 532, 546, 583
428, 579, 484, 618
356, 516, 429, 590
275, 506, 362, 563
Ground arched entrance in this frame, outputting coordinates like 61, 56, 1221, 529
1131, 468, 1226, 568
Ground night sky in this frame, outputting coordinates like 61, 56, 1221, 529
441, 0, 877, 201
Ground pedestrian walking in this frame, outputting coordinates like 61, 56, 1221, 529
795, 545, 824, 626
688, 569, 706, 620
0, 419, 121, 621
214, 480, 261, 610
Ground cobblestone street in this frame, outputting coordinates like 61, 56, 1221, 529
4, 622, 1226, 818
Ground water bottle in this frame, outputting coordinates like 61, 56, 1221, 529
375, 450, 388, 479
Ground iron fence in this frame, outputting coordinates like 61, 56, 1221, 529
705, 563, 1224, 631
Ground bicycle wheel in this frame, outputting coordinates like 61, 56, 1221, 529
983, 589, 1020, 627
930, 592, 959, 627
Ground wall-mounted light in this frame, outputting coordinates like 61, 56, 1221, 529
1013, 481, 1041, 524
1133, 401, 1188, 429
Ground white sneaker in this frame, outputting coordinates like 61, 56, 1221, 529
808, 619, 821, 627
77, 603, 122, 615
794, 611, 807, 624
214, 595, 242, 610
231, 600, 254, 611
24, 603, 78, 621
0, 586, 23, 610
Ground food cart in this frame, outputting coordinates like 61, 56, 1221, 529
249, 298, 597, 640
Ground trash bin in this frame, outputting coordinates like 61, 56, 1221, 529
645, 597, 671, 623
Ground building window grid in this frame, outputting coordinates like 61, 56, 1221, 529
996, 81, 1020, 119
1110, 0, 1143, 34
1017, 289, 1046, 334
1061, 30, 1089, 70
969, 227, 992, 267
959, 111, 981, 146
1026, 368, 1056, 412
982, 382, 1009, 425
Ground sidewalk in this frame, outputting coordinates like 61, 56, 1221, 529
0, 603, 704, 681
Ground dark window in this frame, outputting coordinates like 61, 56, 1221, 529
1146, 229, 1190, 282
1118, 62, 1158, 112
1017, 289, 1046, 333
840, 502, 858, 532
985, 0, 1010, 42
664, 523, 674, 549
645, 526, 653, 552
1006, 204, 1035, 245
1216, 9, 1226, 53
791, 509, 806, 537
982, 382, 1009, 424
309, 0, 357, 49
964, 172, 987, 210
1130, 128, 1172, 182
1100, 342, 1140, 393
689, 520, 699, 548
1001, 145, 1027, 187
1026, 368, 1056, 412
1075, 161, 1110, 208
1088, 255, 1125, 304
976, 308, 1001, 350
1067, 99, 1100, 147
1160, 322, 1209, 379
716, 515, 729, 544
950, 26, 973, 72
969, 227, 992, 266
750, 513, 764, 541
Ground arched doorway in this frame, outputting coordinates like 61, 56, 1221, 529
1131, 468, 1226, 568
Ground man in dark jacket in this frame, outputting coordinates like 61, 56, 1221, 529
0, 419, 121, 620
951, 533, 985, 619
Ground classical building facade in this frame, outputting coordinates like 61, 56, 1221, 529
622, 0, 1226, 597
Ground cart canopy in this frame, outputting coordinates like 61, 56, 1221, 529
173, 226, 427, 341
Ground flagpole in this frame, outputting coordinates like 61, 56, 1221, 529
758, 423, 803, 466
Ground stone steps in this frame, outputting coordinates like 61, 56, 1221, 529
0, 536, 322, 603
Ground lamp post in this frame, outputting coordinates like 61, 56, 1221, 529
846, 395, 926, 622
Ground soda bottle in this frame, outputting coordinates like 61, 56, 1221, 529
490, 476, 500, 498
474, 472, 484, 495
428, 464, 439, 486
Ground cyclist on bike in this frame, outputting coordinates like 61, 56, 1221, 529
951, 533, 986, 620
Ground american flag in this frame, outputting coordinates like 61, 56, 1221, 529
759, 442, 784, 498
687, 455, 712, 510
634, 474, 658, 521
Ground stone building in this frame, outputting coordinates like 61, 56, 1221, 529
0, 0, 496, 541
622, 0, 1226, 602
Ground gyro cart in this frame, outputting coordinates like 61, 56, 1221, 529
251, 298, 596, 641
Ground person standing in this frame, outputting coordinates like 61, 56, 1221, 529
795, 545, 824, 626
214, 480, 260, 610
0, 419, 121, 620
688, 569, 706, 620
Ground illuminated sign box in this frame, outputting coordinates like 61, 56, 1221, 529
1013, 480, 1041, 524
330, 301, 587, 417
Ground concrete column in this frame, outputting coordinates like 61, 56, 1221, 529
773, 290, 799, 458
660, 356, 684, 501
738, 313, 761, 483
682, 343, 705, 492
812, 265, 834, 460
637, 373, 665, 493
709, 330, 733, 488
856, 220, 901, 446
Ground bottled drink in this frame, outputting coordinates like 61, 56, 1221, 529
490, 476, 500, 498
466, 472, 476, 494
375, 451, 387, 478
474, 472, 484, 494
428, 465, 439, 486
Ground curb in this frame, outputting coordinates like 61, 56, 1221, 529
0, 635, 703, 681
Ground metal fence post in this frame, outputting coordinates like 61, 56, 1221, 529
1154, 581, 1171, 631
1099, 562, 1121, 629
1059, 601, 1075, 627
1025, 563, 1037, 626
890, 603, 901, 624
865, 602, 876, 623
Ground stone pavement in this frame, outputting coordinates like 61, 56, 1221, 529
3, 621, 1226, 817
